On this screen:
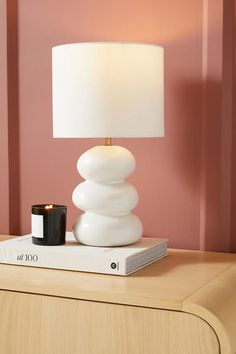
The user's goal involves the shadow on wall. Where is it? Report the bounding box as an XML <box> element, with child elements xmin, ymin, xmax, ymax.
<box><xmin>127</xmin><ymin>78</ymin><xmax>228</xmax><ymax>252</ymax></box>
<box><xmin>176</xmin><ymin>78</ymin><xmax>231</xmax><ymax>252</ymax></box>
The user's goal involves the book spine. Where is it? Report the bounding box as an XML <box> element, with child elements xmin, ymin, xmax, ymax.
<box><xmin>0</xmin><ymin>246</ymin><xmax>126</xmax><ymax>275</ymax></box>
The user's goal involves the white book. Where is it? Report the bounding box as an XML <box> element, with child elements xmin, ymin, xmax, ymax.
<box><xmin>0</xmin><ymin>232</ymin><xmax>168</xmax><ymax>276</ymax></box>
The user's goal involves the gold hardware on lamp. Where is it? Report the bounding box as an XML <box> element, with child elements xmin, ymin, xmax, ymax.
<box><xmin>105</xmin><ymin>138</ymin><xmax>112</xmax><ymax>146</ymax></box>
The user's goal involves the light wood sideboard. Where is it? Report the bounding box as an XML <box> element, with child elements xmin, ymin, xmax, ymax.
<box><xmin>0</xmin><ymin>235</ymin><xmax>236</xmax><ymax>354</ymax></box>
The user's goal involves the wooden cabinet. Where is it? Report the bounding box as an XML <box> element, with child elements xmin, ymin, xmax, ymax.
<box><xmin>0</xmin><ymin>235</ymin><xmax>236</xmax><ymax>354</ymax></box>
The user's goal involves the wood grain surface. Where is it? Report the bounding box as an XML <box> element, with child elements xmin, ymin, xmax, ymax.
<box><xmin>0</xmin><ymin>290</ymin><xmax>219</xmax><ymax>354</ymax></box>
<box><xmin>1</xmin><ymin>234</ymin><xmax>235</xmax><ymax>354</ymax></box>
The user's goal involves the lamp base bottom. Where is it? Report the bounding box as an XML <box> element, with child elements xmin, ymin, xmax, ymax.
<box><xmin>73</xmin><ymin>212</ymin><xmax>142</xmax><ymax>247</ymax></box>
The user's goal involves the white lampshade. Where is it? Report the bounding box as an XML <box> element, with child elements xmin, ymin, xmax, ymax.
<box><xmin>52</xmin><ymin>42</ymin><xmax>164</xmax><ymax>138</ymax></box>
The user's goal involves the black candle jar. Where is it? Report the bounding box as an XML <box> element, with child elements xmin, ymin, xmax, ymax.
<box><xmin>31</xmin><ymin>204</ymin><xmax>67</xmax><ymax>245</ymax></box>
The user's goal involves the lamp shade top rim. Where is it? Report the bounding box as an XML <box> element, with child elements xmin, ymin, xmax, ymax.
<box><xmin>52</xmin><ymin>41</ymin><xmax>164</xmax><ymax>51</ymax></box>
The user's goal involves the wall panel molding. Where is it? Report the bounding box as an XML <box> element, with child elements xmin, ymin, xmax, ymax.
<box><xmin>0</xmin><ymin>0</ymin><xmax>10</xmax><ymax>233</ymax></box>
<box><xmin>0</xmin><ymin>0</ymin><xmax>20</xmax><ymax>234</ymax></box>
<box><xmin>231</xmin><ymin>0</ymin><xmax>236</xmax><ymax>251</ymax></box>
<box><xmin>200</xmin><ymin>0</ymin><xmax>235</xmax><ymax>251</ymax></box>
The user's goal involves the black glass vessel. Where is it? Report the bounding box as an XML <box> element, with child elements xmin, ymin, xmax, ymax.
<box><xmin>31</xmin><ymin>204</ymin><xmax>67</xmax><ymax>246</ymax></box>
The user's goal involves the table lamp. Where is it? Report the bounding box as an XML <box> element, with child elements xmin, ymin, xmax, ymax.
<box><xmin>52</xmin><ymin>42</ymin><xmax>164</xmax><ymax>247</ymax></box>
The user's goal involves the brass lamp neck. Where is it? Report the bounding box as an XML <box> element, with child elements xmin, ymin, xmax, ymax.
<box><xmin>105</xmin><ymin>138</ymin><xmax>112</xmax><ymax>146</ymax></box>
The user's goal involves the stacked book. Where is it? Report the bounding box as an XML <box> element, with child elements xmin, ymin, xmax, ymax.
<box><xmin>0</xmin><ymin>232</ymin><xmax>167</xmax><ymax>276</ymax></box>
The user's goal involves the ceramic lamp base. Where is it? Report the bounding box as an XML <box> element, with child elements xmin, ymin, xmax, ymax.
<box><xmin>72</xmin><ymin>145</ymin><xmax>143</xmax><ymax>246</ymax></box>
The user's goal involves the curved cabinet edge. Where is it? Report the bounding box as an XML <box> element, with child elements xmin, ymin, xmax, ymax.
<box><xmin>182</xmin><ymin>264</ymin><xmax>236</xmax><ymax>354</ymax></box>
<box><xmin>182</xmin><ymin>302</ymin><xmax>231</xmax><ymax>354</ymax></box>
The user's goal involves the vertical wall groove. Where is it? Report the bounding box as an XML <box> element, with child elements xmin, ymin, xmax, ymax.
<box><xmin>199</xmin><ymin>0</ymin><xmax>208</xmax><ymax>250</ymax></box>
<box><xmin>6</xmin><ymin>0</ymin><xmax>20</xmax><ymax>234</ymax></box>
<box><xmin>0</xmin><ymin>0</ymin><xmax>10</xmax><ymax>233</ymax></box>
<box><xmin>220</xmin><ymin>0</ymin><xmax>234</xmax><ymax>250</ymax></box>
<box><xmin>230</xmin><ymin>0</ymin><xmax>236</xmax><ymax>251</ymax></box>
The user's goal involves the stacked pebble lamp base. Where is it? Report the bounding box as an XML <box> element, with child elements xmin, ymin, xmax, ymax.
<box><xmin>72</xmin><ymin>145</ymin><xmax>143</xmax><ymax>246</ymax></box>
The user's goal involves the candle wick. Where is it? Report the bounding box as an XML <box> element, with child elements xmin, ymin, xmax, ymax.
<box><xmin>45</xmin><ymin>204</ymin><xmax>53</xmax><ymax>209</ymax></box>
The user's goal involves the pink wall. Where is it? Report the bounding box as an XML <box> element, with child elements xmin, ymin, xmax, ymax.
<box><xmin>1</xmin><ymin>0</ymin><xmax>235</xmax><ymax>251</ymax></box>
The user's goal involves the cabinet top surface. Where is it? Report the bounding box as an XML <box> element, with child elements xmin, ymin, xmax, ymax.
<box><xmin>0</xmin><ymin>234</ymin><xmax>235</xmax><ymax>309</ymax></box>
<box><xmin>2</xmin><ymin>235</ymin><xmax>236</xmax><ymax>354</ymax></box>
